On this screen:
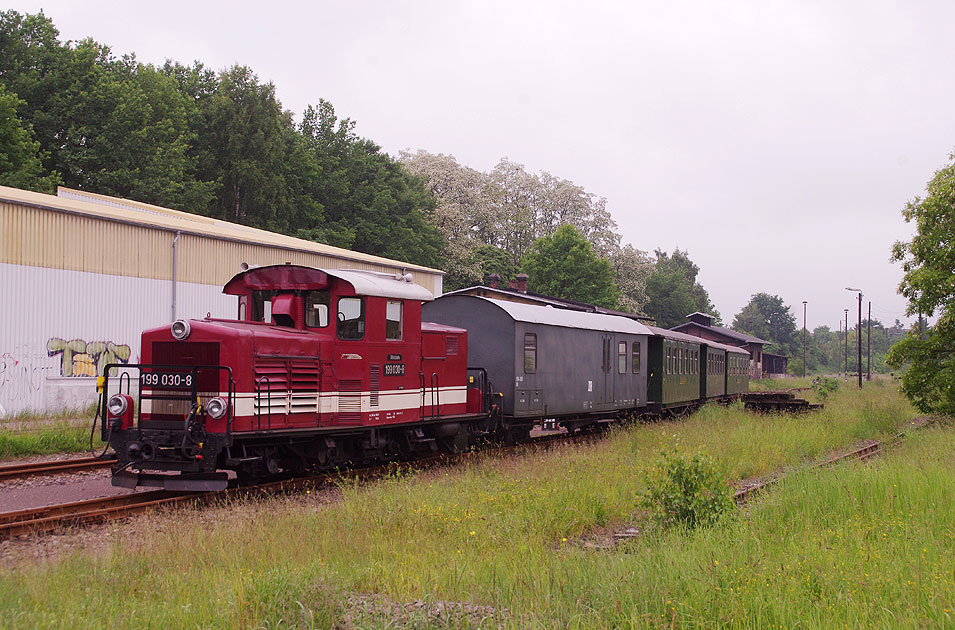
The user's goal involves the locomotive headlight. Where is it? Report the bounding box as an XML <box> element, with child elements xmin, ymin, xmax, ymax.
<box><xmin>107</xmin><ymin>393</ymin><xmax>129</xmax><ymax>417</ymax></box>
<box><xmin>171</xmin><ymin>319</ymin><xmax>191</xmax><ymax>340</ymax></box>
<box><xmin>206</xmin><ymin>397</ymin><xmax>228</xmax><ymax>420</ymax></box>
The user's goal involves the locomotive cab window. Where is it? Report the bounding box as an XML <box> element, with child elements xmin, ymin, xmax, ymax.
<box><xmin>305</xmin><ymin>290</ymin><xmax>330</xmax><ymax>328</ymax></box>
<box><xmin>524</xmin><ymin>333</ymin><xmax>537</xmax><ymax>373</ymax></box>
<box><xmin>386</xmin><ymin>300</ymin><xmax>403</xmax><ymax>340</ymax></box>
<box><xmin>250</xmin><ymin>290</ymin><xmax>277</xmax><ymax>322</ymax></box>
<box><xmin>632</xmin><ymin>342</ymin><xmax>641</xmax><ymax>374</ymax></box>
<box><xmin>617</xmin><ymin>341</ymin><xmax>627</xmax><ymax>374</ymax></box>
<box><xmin>337</xmin><ymin>297</ymin><xmax>365</xmax><ymax>340</ymax></box>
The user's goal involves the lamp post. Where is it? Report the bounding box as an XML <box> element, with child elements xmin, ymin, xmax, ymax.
<box><xmin>846</xmin><ymin>287</ymin><xmax>862</xmax><ymax>389</ymax></box>
<box><xmin>802</xmin><ymin>301</ymin><xmax>807</xmax><ymax>378</ymax></box>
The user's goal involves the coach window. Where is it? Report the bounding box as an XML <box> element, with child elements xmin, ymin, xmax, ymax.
<box><xmin>632</xmin><ymin>342</ymin><xmax>641</xmax><ymax>374</ymax></box>
<box><xmin>617</xmin><ymin>341</ymin><xmax>627</xmax><ymax>374</ymax></box>
<box><xmin>524</xmin><ymin>333</ymin><xmax>537</xmax><ymax>373</ymax></box>
<box><xmin>665</xmin><ymin>347</ymin><xmax>671</xmax><ymax>374</ymax></box>
<box><xmin>386</xmin><ymin>301</ymin><xmax>403</xmax><ymax>340</ymax></box>
<box><xmin>337</xmin><ymin>297</ymin><xmax>365</xmax><ymax>340</ymax></box>
<box><xmin>305</xmin><ymin>290</ymin><xmax>330</xmax><ymax>328</ymax></box>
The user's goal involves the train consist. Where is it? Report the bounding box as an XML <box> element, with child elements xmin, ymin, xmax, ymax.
<box><xmin>99</xmin><ymin>265</ymin><xmax>750</xmax><ymax>491</ymax></box>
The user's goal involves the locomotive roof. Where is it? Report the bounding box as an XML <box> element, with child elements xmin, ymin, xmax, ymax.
<box><xmin>224</xmin><ymin>265</ymin><xmax>434</xmax><ymax>301</ymax></box>
<box><xmin>646</xmin><ymin>325</ymin><xmax>750</xmax><ymax>355</ymax></box>
<box><xmin>458</xmin><ymin>296</ymin><xmax>654</xmax><ymax>335</ymax></box>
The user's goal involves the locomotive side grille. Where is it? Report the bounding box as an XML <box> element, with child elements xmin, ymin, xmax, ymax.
<box><xmin>338</xmin><ymin>379</ymin><xmax>362</xmax><ymax>423</ymax></box>
<box><xmin>254</xmin><ymin>358</ymin><xmax>289</xmax><ymax>414</ymax></box>
<box><xmin>369</xmin><ymin>365</ymin><xmax>380</xmax><ymax>407</ymax></box>
<box><xmin>445</xmin><ymin>335</ymin><xmax>459</xmax><ymax>356</ymax></box>
<box><xmin>289</xmin><ymin>359</ymin><xmax>320</xmax><ymax>413</ymax></box>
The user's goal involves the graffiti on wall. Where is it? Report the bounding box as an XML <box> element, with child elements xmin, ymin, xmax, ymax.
<box><xmin>0</xmin><ymin>348</ymin><xmax>51</xmax><ymax>403</ymax></box>
<box><xmin>47</xmin><ymin>338</ymin><xmax>131</xmax><ymax>377</ymax></box>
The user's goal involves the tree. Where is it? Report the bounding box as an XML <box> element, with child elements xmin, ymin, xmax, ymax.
<box><xmin>610</xmin><ymin>244</ymin><xmax>653</xmax><ymax>315</ymax></box>
<box><xmin>521</xmin><ymin>224</ymin><xmax>620</xmax><ymax>308</ymax></box>
<box><xmin>732</xmin><ymin>293</ymin><xmax>797</xmax><ymax>355</ymax></box>
<box><xmin>644</xmin><ymin>249</ymin><xmax>719</xmax><ymax>328</ymax></box>
<box><xmin>887</xmin><ymin>152</ymin><xmax>955</xmax><ymax>414</ymax></box>
<box><xmin>0</xmin><ymin>84</ymin><xmax>58</xmax><ymax>192</ymax></box>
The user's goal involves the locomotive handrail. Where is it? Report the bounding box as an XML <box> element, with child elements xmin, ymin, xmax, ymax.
<box><xmin>430</xmin><ymin>373</ymin><xmax>440</xmax><ymax>418</ymax></box>
<box><xmin>101</xmin><ymin>363</ymin><xmax>235</xmax><ymax>439</ymax></box>
<box><xmin>466</xmin><ymin>367</ymin><xmax>491</xmax><ymax>414</ymax></box>
<box><xmin>255</xmin><ymin>375</ymin><xmax>273</xmax><ymax>431</ymax></box>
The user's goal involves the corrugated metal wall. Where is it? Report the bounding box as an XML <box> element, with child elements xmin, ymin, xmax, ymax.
<box><xmin>0</xmin><ymin>195</ymin><xmax>443</xmax><ymax>415</ymax></box>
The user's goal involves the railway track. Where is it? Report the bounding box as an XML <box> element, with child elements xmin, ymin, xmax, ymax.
<box><xmin>0</xmin><ymin>456</ymin><xmax>117</xmax><ymax>482</ymax></box>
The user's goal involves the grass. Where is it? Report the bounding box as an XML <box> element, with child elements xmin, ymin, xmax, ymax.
<box><xmin>0</xmin><ymin>381</ymin><xmax>938</xmax><ymax>628</ymax></box>
<box><xmin>0</xmin><ymin>403</ymin><xmax>103</xmax><ymax>458</ymax></box>
<box><xmin>0</xmin><ymin>422</ymin><xmax>105</xmax><ymax>459</ymax></box>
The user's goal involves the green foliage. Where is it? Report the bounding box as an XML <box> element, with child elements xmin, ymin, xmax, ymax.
<box><xmin>811</xmin><ymin>376</ymin><xmax>839</xmax><ymax>400</ymax></box>
<box><xmin>641</xmin><ymin>449</ymin><xmax>735</xmax><ymax>529</ymax></box>
<box><xmin>521</xmin><ymin>224</ymin><xmax>620</xmax><ymax>307</ymax></box>
<box><xmin>889</xmin><ymin>152</ymin><xmax>955</xmax><ymax>415</ymax></box>
<box><xmin>0</xmin><ymin>84</ymin><xmax>58</xmax><ymax>192</ymax></box>
<box><xmin>732</xmin><ymin>292</ymin><xmax>797</xmax><ymax>355</ymax></box>
<box><xmin>644</xmin><ymin>248</ymin><xmax>720</xmax><ymax>328</ymax></box>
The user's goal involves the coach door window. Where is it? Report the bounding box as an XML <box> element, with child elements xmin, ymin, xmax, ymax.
<box><xmin>524</xmin><ymin>333</ymin><xmax>537</xmax><ymax>373</ymax></box>
<box><xmin>632</xmin><ymin>342</ymin><xmax>641</xmax><ymax>374</ymax></box>
<box><xmin>337</xmin><ymin>297</ymin><xmax>365</xmax><ymax>340</ymax></box>
<box><xmin>305</xmin><ymin>290</ymin><xmax>330</xmax><ymax>328</ymax></box>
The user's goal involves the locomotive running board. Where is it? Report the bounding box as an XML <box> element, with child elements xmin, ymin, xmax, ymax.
<box><xmin>113</xmin><ymin>470</ymin><xmax>230</xmax><ymax>492</ymax></box>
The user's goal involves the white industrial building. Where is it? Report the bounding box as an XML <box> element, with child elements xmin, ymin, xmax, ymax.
<box><xmin>0</xmin><ymin>185</ymin><xmax>444</xmax><ymax>416</ymax></box>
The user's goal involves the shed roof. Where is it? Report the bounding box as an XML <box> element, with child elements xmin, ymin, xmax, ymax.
<box><xmin>672</xmin><ymin>321</ymin><xmax>770</xmax><ymax>345</ymax></box>
<box><xmin>471</xmin><ymin>296</ymin><xmax>653</xmax><ymax>335</ymax></box>
<box><xmin>647</xmin><ymin>325</ymin><xmax>750</xmax><ymax>355</ymax></box>
<box><xmin>0</xmin><ymin>185</ymin><xmax>442</xmax><ymax>275</ymax></box>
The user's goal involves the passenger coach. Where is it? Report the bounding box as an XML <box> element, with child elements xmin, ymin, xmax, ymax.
<box><xmin>423</xmin><ymin>295</ymin><xmax>652</xmax><ymax>436</ymax></box>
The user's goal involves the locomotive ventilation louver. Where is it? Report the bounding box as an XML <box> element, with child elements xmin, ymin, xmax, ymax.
<box><xmin>171</xmin><ymin>319</ymin><xmax>191</xmax><ymax>340</ymax></box>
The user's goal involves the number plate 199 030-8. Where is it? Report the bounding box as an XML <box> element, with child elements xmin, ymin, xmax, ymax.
<box><xmin>141</xmin><ymin>372</ymin><xmax>194</xmax><ymax>389</ymax></box>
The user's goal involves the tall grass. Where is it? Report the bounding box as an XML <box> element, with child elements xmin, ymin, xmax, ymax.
<box><xmin>0</xmin><ymin>423</ymin><xmax>104</xmax><ymax>458</ymax></box>
<box><xmin>0</xmin><ymin>381</ymin><xmax>933</xmax><ymax>628</ymax></box>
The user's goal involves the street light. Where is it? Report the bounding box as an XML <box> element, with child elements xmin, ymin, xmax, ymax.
<box><xmin>846</xmin><ymin>287</ymin><xmax>862</xmax><ymax>389</ymax></box>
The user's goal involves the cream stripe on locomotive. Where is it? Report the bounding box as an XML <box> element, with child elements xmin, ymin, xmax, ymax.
<box><xmin>142</xmin><ymin>386</ymin><xmax>468</xmax><ymax>417</ymax></box>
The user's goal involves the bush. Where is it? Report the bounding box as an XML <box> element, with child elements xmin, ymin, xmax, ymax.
<box><xmin>812</xmin><ymin>377</ymin><xmax>839</xmax><ymax>399</ymax></box>
<box><xmin>640</xmin><ymin>450</ymin><xmax>735</xmax><ymax>529</ymax></box>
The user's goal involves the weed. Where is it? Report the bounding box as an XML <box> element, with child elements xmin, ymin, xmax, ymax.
<box><xmin>640</xmin><ymin>449</ymin><xmax>735</xmax><ymax>530</ymax></box>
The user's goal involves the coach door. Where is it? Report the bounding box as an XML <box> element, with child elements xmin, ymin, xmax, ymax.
<box><xmin>598</xmin><ymin>334</ymin><xmax>614</xmax><ymax>407</ymax></box>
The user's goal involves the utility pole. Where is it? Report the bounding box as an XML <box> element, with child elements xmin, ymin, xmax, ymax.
<box><xmin>844</xmin><ymin>308</ymin><xmax>849</xmax><ymax>381</ymax></box>
<box><xmin>802</xmin><ymin>300</ymin><xmax>807</xmax><ymax>378</ymax></box>
<box><xmin>846</xmin><ymin>288</ymin><xmax>862</xmax><ymax>388</ymax></box>
<box><xmin>867</xmin><ymin>301</ymin><xmax>871</xmax><ymax>381</ymax></box>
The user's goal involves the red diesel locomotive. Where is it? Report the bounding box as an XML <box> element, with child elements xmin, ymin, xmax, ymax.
<box><xmin>101</xmin><ymin>265</ymin><xmax>494</xmax><ymax>491</ymax></box>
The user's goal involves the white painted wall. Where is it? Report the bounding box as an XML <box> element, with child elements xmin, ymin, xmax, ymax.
<box><xmin>0</xmin><ymin>262</ymin><xmax>235</xmax><ymax>416</ymax></box>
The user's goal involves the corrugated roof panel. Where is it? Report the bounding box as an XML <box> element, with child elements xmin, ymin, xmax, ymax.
<box><xmin>478</xmin><ymin>297</ymin><xmax>654</xmax><ymax>335</ymax></box>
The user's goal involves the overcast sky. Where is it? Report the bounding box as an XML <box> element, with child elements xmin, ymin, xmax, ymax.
<box><xmin>10</xmin><ymin>0</ymin><xmax>954</xmax><ymax>330</ymax></box>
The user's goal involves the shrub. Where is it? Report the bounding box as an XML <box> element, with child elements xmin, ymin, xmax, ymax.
<box><xmin>641</xmin><ymin>450</ymin><xmax>734</xmax><ymax>529</ymax></box>
<box><xmin>812</xmin><ymin>377</ymin><xmax>839</xmax><ymax>399</ymax></box>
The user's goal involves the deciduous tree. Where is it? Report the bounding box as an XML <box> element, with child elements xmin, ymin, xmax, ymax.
<box><xmin>887</xmin><ymin>152</ymin><xmax>955</xmax><ymax>414</ymax></box>
<box><xmin>521</xmin><ymin>225</ymin><xmax>620</xmax><ymax>308</ymax></box>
